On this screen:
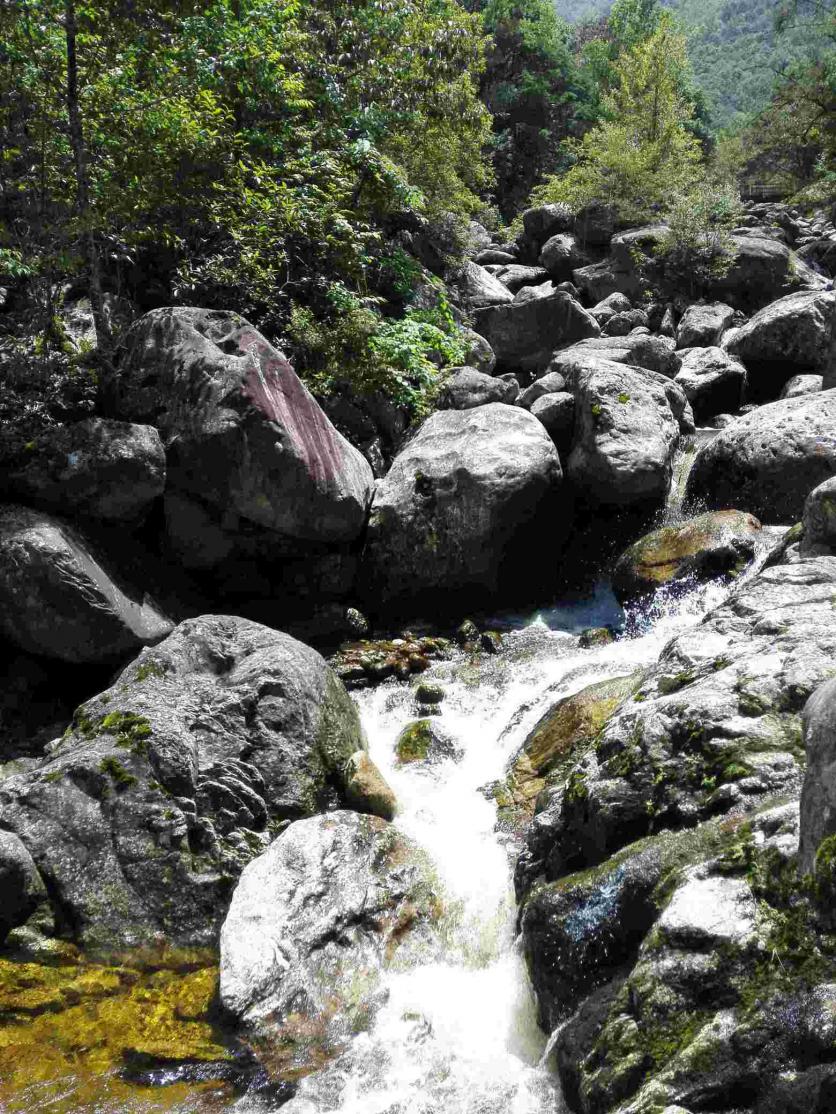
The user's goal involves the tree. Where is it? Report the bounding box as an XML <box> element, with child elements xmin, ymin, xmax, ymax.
<box><xmin>529</xmin><ymin>16</ymin><xmax>703</xmax><ymax>220</ymax></box>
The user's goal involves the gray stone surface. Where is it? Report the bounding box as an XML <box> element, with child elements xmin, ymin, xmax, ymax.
<box><xmin>674</xmin><ymin>347</ymin><xmax>747</xmax><ymax>423</ymax></box>
<box><xmin>472</xmin><ymin>290</ymin><xmax>600</xmax><ymax>371</ymax></box>
<box><xmin>675</xmin><ymin>303</ymin><xmax>735</xmax><ymax>350</ymax></box>
<box><xmin>437</xmin><ymin>368</ymin><xmax>518</xmax><ymax>411</ymax></box>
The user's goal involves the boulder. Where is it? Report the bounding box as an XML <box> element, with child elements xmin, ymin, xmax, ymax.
<box><xmin>114</xmin><ymin>308</ymin><xmax>375</xmax><ymax>546</ymax></box>
<box><xmin>674</xmin><ymin>347</ymin><xmax>747</xmax><ymax>422</ymax></box>
<box><xmin>530</xmin><ymin>393</ymin><xmax>575</xmax><ymax>452</ymax></box>
<box><xmin>518</xmin><ymin>371</ymin><xmax>567</xmax><ymax>411</ymax></box>
<box><xmin>361</xmin><ymin>405</ymin><xmax>564</xmax><ymax>612</ymax></box>
<box><xmin>219</xmin><ymin>811</ymin><xmax>439</xmax><ymax>1073</ymax></box>
<box><xmin>572</xmin><ymin>259</ymin><xmax>641</xmax><ymax>305</ymax></box>
<box><xmin>474</xmin><ymin>249</ymin><xmax>517</xmax><ymax>266</ymax></box>
<box><xmin>551</xmin><ymin>335</ymin><xmax>680</xmax><ymax>379</ymax></box>
<box><xmin>589</xmin><ymin>292</ymin><xmax>633</xmax><ymax>326</ymax></box>
<box><xmin>513</xmin><ymin>281</ymin><xmax>555</xmax><ymax>304</ymax></box>
<box><xmin>781</xmin><ymin>373</ymin><xmax>823</xmax><ymax>399</ymax></box>
<box><xmin>800</xmin><ymin>677</ymin><xmax>836</xmax><ymax>873</ymax></box>
<box><xmin>0</xmin><ymin>615</ymin><xmax>367</xmax><ymax>950</ymax></box>
<box><xmin>685</xmin><ymin>390</ymin><xmax>836</xmax><ymax>523</ymax></box>
<box><xmin>0</xmin><ymin>830</ymin><xmax>48</xmax><ymax>942</ymax></box>
<box><xmin>3</xmin><ymin>418</ymin><xmax>165</xmax><ymax>523</ymax></box>
<box><xmin>611</xmin><ymin>510</ymin><xmax>763</xmax><ymax>602</ymax></box>
<box><xmin>471</xmin><ymin>290</ymin><xmax>600</xmax><ymax>372</ymax></box>
<box><xmin>436</xmin><ymin>368</ymin><xmax>517</xmax><ymax>411</ymax></box>
<box><xmin>458</xmin><ymin>262</ymin><xmax>515</xmax><ymax>308</ymax></box>
<box><xmin>396</xmin><ymin>719</ymin><xmax>460</xmax><ymax>764</ymax></box>
<box><xmin>343</xmin><ymin>751</ymin><xmax>397</xmax><ymax>821</ymax></box>
<box><xmin>601</xmin><ymin>309</ymin><xmax>648</xmax><ymax>337</ymax></box>
<box><xmin>460</xmin><ymin>328</ymin><xmax>496</xmax><ymax>376</ymax></box>
<box><xmin>564</xmin><ymin>360</ymin><xmax>683</xmax><ymax>508</ymax></box>
<box><xmin>522</xmin><ymin>204</ymin><xmax>574</xmax><ymax>246</ymax></box>
<box><xmin>675</xmin><ymin>303</ymin><xmax>735</xmax><ymax>350</ymax></box>
<box><xmin>610</xmin><ymin>224</ymin><xmax>670</xmax><ymax>269</ymax></box>
<box><xmin>495</xmin><ymin>264</ymin><xmax>550</xmax><ymax>294</ymax></box>
<box><xmin>801</xmin><ymin>476</ymin><xmax>836</xmax><ymax>556</ymax></box>
<box><xmin>712</xmin><ymin>234</ymin><xmax>826</xmax><ymax>311</ymax></box>
<box><xmin>573</xmin><ymin>202</ymin><xmax>617</xmax><ymax>247</ymax></box>
<box><xmin>725</xmin><ymin>290</ymin><xmax>835</xmax><ymax>398</ymax></box>
<box><xmin>538</xmin><ymin>234</ymin><xmax>584</xmax><ymax>280</ymax></box>
<box><xmin>0</xmin><ymin>505</ymin><xmax>172</xmax><ymax>664</ymax></box>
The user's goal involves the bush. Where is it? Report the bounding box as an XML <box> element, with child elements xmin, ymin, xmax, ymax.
<box><xmin>655</xmin><ymin>180</ymin><xmax>743</xmax><ymax>298</ymax></box>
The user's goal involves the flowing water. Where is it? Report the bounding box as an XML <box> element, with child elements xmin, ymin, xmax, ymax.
<box><xmin>251</xmin><ymin>576</ymin><xmax>738</xmax><ymax>1114</ymax></box>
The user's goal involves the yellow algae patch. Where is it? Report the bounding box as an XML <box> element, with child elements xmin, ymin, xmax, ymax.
<box><xmin>0</xmin><ymin>951</ymin><xmax>235</xmax><ymax>1113</ymax></box>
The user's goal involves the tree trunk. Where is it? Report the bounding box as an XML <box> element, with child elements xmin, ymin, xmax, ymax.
<box><xmin>64</xmin><ymin>0</ymin><xmax>113</xmax><ymax>361</ymax></box>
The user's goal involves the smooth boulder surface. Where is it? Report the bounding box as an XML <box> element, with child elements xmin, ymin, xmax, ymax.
<box><xmin>725</xmin><ymin>290</ymin><xmax>835</xmax><ymax>397</ymax></box>
<box><xmin>472</xmin><ymin>290</ymin><xmax>599</xmax><ymax>371</ymax></box>
<box><xmin>563</xmin><ymin>360</ymin><xmax>683</xmax><ymax>508</ymax></box>
<box><xmin>800</xmin><ymin>677</ymin><xmax>836</xmax><ymax>874</ymax></box>
<box><xmin>685</xmin><ymin>390</ymin><xmax>836</xmax><ymax>523</ymax></box>
<box><xmin>495</xmin><ymin>264</ymin><xmax>549</xmax><ymax>294</ymax></box>
<box><xmin>551</xmin><ymin>334</ymin><xmax>680</xmax><ymax>379</ymax></box>
<box><xmin>522</xmin><ymin>204</ymin><xmax>574</xmax><ymax>246</ymax></box>
<box><xmin>436</xmin><ymin>368</ymin><xmax>517</xmax><ymax>411</ymax></box>
<box><xmin>674</xmin><ymin>347</ymin><xmax>747</xmax><ymax>422</ymax></box>
<box><xmin>518</xmin><ymin>371</ymin><xmax>566</xmax><ymax>410</ymax></box>
<box><xmin>220</xmin><ymin>811</ymin><xmax>439</xmax><ymax>1073</ymax></box>
<box><xmin>530</xmin><ymin>393</ymin><xmax>575</xmax><ymax>451</ymax></box>
<box><xmin>675</xmin><ymin>302</ymin><xmax>735</xmax><ymax>350</ymax></box>
<box><xmin>538</xmin><ymin>234</ymin><xmax>583</xmax><ymax>280</ymax></box>
<box><xmin>712</xmin><ymin>234</ymin><xmax>826</xmax><ymax>311</ymax></box>
<box><xmin>3</xmin><ymin>418</ymin><xmax>165</xmax><ymax>523</ymax></box>
<box><xmin>0</xmin><ymin>615</ymin><xmax>368</xmax><ymax>950</ymax></box>
<box><xmin>0</xmin><ymin>505</ymin><xmax>172</xmax><ymax>664</ymax></box>
<box><xmin>611</xmin><ymin>509</ymin><xmax>763</xmax><ymax>602</ymax></box>
<box><xmin>362</xmin><ymin>405</ymin><xmax>564</xmax><ymax>611</ymax></box>
<box><xmin>114</xmin><ymin>307</ymin><xmax>375</xmax><ymax>545</ymax></box>
<box><xmin>781</xmin><ymin>373</ymin><xmax>823</xmax><ymax>399</ymax></box>
<box><xmin>589</xmin><ymin>293</ymin><xmax>632</xmax><ymax>326</ymax></box>
<box><xmin>458</xmin><ymin>262</ymin><xmax>514</xmax><ymax>309</ymax></box>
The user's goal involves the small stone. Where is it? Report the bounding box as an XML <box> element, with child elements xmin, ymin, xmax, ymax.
<box><xmin>415</xmin><ymin>682</ymin><xmax>446</xmax><ymax>706</ymax></box>
<box><xmin>579</xmin><ymin>627</ymin><xmax>614</xmax><ymax>648</ymax></box>
<box><xmin>343</xmin><ymin>751</ymin><xmax>397</xmax><ymax>821</ymax></box>
<box><xmin>456</xmin><ymin>619</ymin><xmax>480</xmax><ymax>645</ymax></box>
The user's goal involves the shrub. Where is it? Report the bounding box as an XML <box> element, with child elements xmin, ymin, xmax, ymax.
<box><xmin>655</xmin><ymin>180</ymin><xmax>743</xmax><ymax>298</ymax></box>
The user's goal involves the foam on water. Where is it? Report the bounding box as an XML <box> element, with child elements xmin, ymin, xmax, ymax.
<box><xmin>267</xmin><ymin>575</ymin><xmax>738</xmax><ymax>1114</ymax></box>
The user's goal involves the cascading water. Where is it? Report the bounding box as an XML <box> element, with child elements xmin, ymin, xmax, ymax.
<box><xmin>251</xmin><ymin>576</ymin><xmax>741</xmax><ymax>1114</ymax></box>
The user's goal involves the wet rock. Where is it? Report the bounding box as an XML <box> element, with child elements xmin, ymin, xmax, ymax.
<box><xmin>456</xmin><ymin>618</ymin><xmax>480</xmax><ymax>645</ymax></box>
<box><xmin>781</xmin><ymin>373</ymin><xmax>823</xmax><ymax>399</ymax></box>
<box><xmin>331</xmin><ymin>635</ymin><xmax>451</xmax><ymax>690</ymax></box>
<box><xmin>725</xmin><ymin>290</ymin><xmax>835</xmax><ymax>398</ymax></box>
<box><xmin>219</xmin><ymin>812</ymin><xmax>440</xmax><ymax>1074</ymax></box>
<box><xmin>0</xmin><ymin>505</ymin><xmax>172</xmax><ymax>664</ymax></box>
<box><xmin>480</xmin><ymin>630</ymin><xmax>503</xmax><ymax>654</ymax></box>
<box><xmin>436</xmin><ymin>368</ymin><xmax>517</xmax><ymax>411</ymax></box>
<box><xmin>551</xmin><ymin>334</ymin><xmax>681</xmax><ymax>379</ymax></box>
<box><xmin>563</xmin><ymin>360</ymin><xmax>685</xmax><ymax>508</ymax></box>
<box><xmin>396</xmin><ymin>719</ymin><xmax>460</xmax><ymax>764</ymax></box>
<box><xmin>471</xmin><ymin>290</ymin><xmax>600</xmax><ymax>372</ymax></box>
<box><xmin>675</xmin><ymin>303</ymin><xmax>735</xmax><ymax>350</ymax></box>
<box><xmin>0</xmin><ymin>615</ymin><xmax>366</xmax><ymax>950</ymax></box>
<box><xmin>685</xmin><ymin>390</ymin><xmax>836</xmax><ymax>523</ymax></box>
<box><xmin>579</xmin><ymin>627</ymin><xmax>615</xmax><ymax>649</ymax></box>
<box><xmin>361</xmin><ymin>405</ymin><xmax>565</xmax><ymax>613</ymax></box>
<box><xmin>497</xmin><ymin>675</ymin><xmax>637</xmax><ymax>838</ymax></box>
<box><xmin>114</xmin><ymin>307</ymin><xmax>374</xmax><ymax>547</ymax></box>
<box><xmin>343</xmin><ymin>751</ymin><xmax>397</xmax><ymax>821</ymax></box>
<box><xmin>611</xmin><ymin>510</ymin><xmax>763</xmax><ymax>603</ymax></box>
<box><xmin>521</xmin><ymin>556</ymin><xmax>833</xmax><ymax>887</ymax></box>
<box><xmin>415</xmin><ymin>682</ymin><xmax>445</xmax><ymax>706</ymax></box>
<box><xmin>3</xmin><ymin>418</ymin><xmax>165</xmax><ymax>523</ymax></box>
<box><xmin>674</xmin><ymin>347</ymin><xmax>747</xmax><ymax>422</ymax></box>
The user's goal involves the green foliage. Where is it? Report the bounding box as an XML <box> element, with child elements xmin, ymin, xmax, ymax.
<box><xmin>655</xmin><ymin>178</ymin><xmax>743</xmax><ymax>297</ymax></box>
<box><xmin>530</xmin><ymin>17</ymin><xmax>703</xmax><ymax>221</ymax></box>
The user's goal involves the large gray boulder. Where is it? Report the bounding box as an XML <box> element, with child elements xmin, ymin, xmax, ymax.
<box><xmin>725</xmin><ymin>290</ymin><xmax>835</xmax><ymax>397</ymax></box>
<box><xmin>457</xmin><ymin>262</ymin><xmax>514</xmax><ymax>309</ymax></box>
<box><xmin>114</xmin><ymin>307</ymin><xmax>375</xmax><ymax>545</ymax></box>
<box><xmin>0</xmin><ymin>615</ymin><xmax>370</xmax><ymax>950</ymax></box>
<box><xmin>801</xmin><ymin>476</ymin><xmax>836</xmax><ymax>556</ymax></box>
<box><xmin>0</xmin><ymin>830</ymin><xmax>48</xmax><ymax>943</ymax></box>
<box><xmin>781</xmin><ymin>373</ymin><xmax>823</xmax><ymax>399</ymax></box>
<box><xmin>712</xmin><ymin>234</ymin><xmax>826</xmax><ymax>312</ymax></box>
<box><xmin>538</xmin><ymin>234</ymin><xmax>584</xmax><ymax>280</ymax></box>
<box><xmin>471</xmin><ymin>290</ymin><xmax>599</xmax><ymax>372</ymax></box>
<box><xmin>436</xmin><ymin>368</ymin><xmax>517</xmax><ymax>411</ymax></box>
<box><xmin>361</xmin><ymin>404</ymin><xmax>564</xmax><ymax>611</ymax></box>
<box><xmin>495</xmin><ymin>264</ymin><xmax>550</xmax><ymax>294</ymax></box>
<box><xmin>3</xmin><ymin>418</ymin><xmax>165</xmax><ymax>523</ymax></box>
<box><xmin>676</xmin><ymin>302</ymin><xmax>735</xmax><ymax>350</ymax></box>
<box><xmin>0</xmin><ymin>505</ymin><xmax>172</xmax><ymax>664</ymax></box>
<box><xmin>800</xmin><ymin>677</ymin><xmax>836</xmax><ymax>874</ymax></box>
<box><xmin>522</xmin><ymin>203</ymin><xmax>574</xmax><ymax>247</ymax></box>
<box><xmin>551</xmin><ymin>334</ymin><xmax>680</xmax><ymax>379</ymax></box>
<box><xmin>685</xmin><ymin>390</ymin><xmax>836</xmax><ymax>523</ymax></box>
<box><xmin>220</xmin><ymin>811</ymin><xmax>439</xmax><ymax>1072</ymax></box>
<box><xmin>674</xmin><ymin>347</ymin><xmax>747</xmax><ymax>422</ymax></box>
<box><xmin>562</xmin><ymin>359</ymin><xmax>684</xmax><ymax>507</ymax></box>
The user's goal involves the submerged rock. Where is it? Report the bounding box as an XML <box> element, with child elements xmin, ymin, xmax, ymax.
<box><xmin>0</xmin><ymin>615</ymin><xmax>366</xmax><ymax>950</ymax></box>
<box><xmin>361</xmin><ymin>405</ymin><xmax>565</xmax><ymax>614</ymax></box>
<box><xmin>396</xmin><ymin>719</ymin><xmax>460</xmax><ymax>764</ymax></box>
<box><xmin>611</xmin><ymin>510</ymin><xmax>763</xmax><ymax>603</ymax></box>
<box><xmin>219</xmin><ymin>811</ymin><xmax>440</xmax><ymax>1078</ymax></box>
<box><xmin>0</xmin><ymin>505</ymin><xmax>172</xmax><ymax>664</ymax></box>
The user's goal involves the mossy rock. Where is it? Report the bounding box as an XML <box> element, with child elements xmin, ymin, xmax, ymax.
<box><xmin>395</xmin><ymin>720</ymin><xmax>459</xmax><ymax>765</ymax></box>
<box><xmin>496</xmin><ymin>673</ymin><xmax>639</xmax><ymax>832</ymax></box>
<box><xmin>612</xmin><ymin>510</ymin><xmax>762</xmax><ymax>603</ymax></box>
